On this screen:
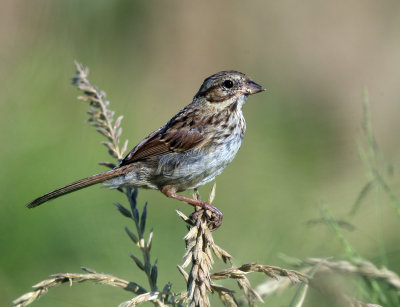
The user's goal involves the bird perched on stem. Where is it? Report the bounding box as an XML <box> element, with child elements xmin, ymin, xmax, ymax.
<box><xmin>27</xmin><ymin>70</ymin><xmax>265</xmax><ymax>229</ymax></box>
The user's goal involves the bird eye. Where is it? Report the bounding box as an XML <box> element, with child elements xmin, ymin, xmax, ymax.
<box><xmin>223</xmin><ymin>80</ymin><xmax>234</xmax><ymax>89</ymax></box>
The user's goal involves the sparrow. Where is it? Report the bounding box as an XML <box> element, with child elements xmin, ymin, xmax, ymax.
<box><xmin>27</xmin><ymin>71</ymin><xmax>265</xmax><ymax>229</ymax></box>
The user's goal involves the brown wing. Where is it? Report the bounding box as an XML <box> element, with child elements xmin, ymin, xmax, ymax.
<box><xmin>119</xmin><ymin>112</ymin><xmax>205</xmax><ymax>166</ymax></box>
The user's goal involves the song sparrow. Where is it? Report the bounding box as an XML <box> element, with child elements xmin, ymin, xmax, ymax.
<box><xmin>27</xmin><ymin>71</ymin><xmax>265</xmax><ymax>229</ymax></box>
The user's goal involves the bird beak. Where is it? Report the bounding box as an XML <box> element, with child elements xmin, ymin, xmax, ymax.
<box><xmin>242</xmin><ymin>80</ymin><xmax>266</xmax><ymax>95</ymax></box>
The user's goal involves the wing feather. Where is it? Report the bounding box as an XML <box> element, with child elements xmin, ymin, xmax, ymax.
<box><xmin>119</xmin><ymin>112</ymin><xmax>205</xmax><ymax>166</ymax></box>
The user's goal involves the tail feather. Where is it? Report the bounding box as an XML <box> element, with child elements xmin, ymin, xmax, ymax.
<box><xmin>27</xmin><ymin>166</ymin><xmax>132</xmax><ymax>208</ymax></box>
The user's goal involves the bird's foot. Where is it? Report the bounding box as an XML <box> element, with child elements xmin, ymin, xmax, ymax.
<box><xmin>161</xmin><ymin>187</ymin><xmax>223</xmax><ymax>230</ymax></box>
<box><xmin>190</xmin><ymin>204</ymin><xmax>223</xmax><ymax>230</ymax></box>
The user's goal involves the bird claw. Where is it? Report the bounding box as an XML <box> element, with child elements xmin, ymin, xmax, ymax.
<box><xmin>189</xmin><ymin>206</ymin><xmax>223</xmax><ymax>231</ymax></box>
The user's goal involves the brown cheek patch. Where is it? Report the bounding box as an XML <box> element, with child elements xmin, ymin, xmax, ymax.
<box><xmin>198</xmin><ymin>85</ymin><xmax>235</xmax><ymax>103</ymax></box>
<box><xmin>207</xmin><ymin>90</ymin><xmax>235</xmax><ymax>103</ymax></box>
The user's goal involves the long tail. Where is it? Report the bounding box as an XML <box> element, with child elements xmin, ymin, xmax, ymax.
<box><xmin>27</xmin><ymin>165</ymin><xmax>133</xmax><ymax>208</ymax></box>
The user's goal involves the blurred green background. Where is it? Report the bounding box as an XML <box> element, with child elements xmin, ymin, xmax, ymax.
<box><xmin>1</xmin><ymin>1</ymin><xmax>400</xmax><ymax>306</ymax></box>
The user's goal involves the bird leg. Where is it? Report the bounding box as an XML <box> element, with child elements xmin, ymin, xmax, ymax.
<box><xmin>161</xmin><ymin>187</ymin><xmax>223</xmax><ymax>230</ymax></box>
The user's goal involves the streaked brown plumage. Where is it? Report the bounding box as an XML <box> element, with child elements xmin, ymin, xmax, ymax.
<box><xmin>27</xmin><ymin>71</ymin><xmax>265</xmax><ymax>229</ymax></box>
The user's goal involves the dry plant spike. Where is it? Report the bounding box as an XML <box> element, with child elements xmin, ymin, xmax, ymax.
<box><xmin>237</xmin><ymin>277</ymin><xmax>292</xmax><ymax>305</ymax></box>
<box><xmin>178</xmin><ymin>186</ymin><xmax>247</xmax><ymax>306</ymax></box>
<box><xmin>211</xmin><ymin>263</ymin><xmax>308</xmax><ymax>283</ymax></box>
<box><xmin>177</xmin><ymin>265</ymin><xmax>189</xmax><ymax>282</ymax></box>
<box><xmin>119</xmin><ymin>292</ymin><xmax>166</xmax><ymax>307</ymax></box>
<box><xmin>292</xmin><ymin>258</ymin><xmax>400</xmax><ymax>291</ymax></box>
<box><xmin>182</xmin><ymin>211</ymin><xmax>213</xmax><ymax>307</ymax></box>
<box><xmin>282</xmin><ymin>257</ymin><xmax>395</xmax><ymax>307</ymax></box>
<box><xmin>211</xmin><ymin>262</ymin><xmax>309</xmax><ymax>306</ymax></box>
<box><xmin>176</xmin><ymin>210</ymin><xmax>189</xmax><ymax>222</ymax></box>
<box><xmin>12</xmin><ymin>271</ymin><xmax>146</xmax><ymax>307</ymax></box>
<box><xmin>211</xmin><ymin>244</ymin><xmax>233</xmax><ymax>264</ymax></box>
<box><xmin>237</xmin><ymin>277</ymin><xmax>263</xmax><ymax>307</ymax></box>
<box><xmin>208</xmin><ymin>182</ymin><xmax>216</xmax><ymax>204</ymax></box>
<box><xmin>211</xmin><ymin>283</ymin><xmax>239</xmax><ymax>307</ymax></box>
<box><xmin>72</xmin><ymin>61</ymin><xmax>128</xmax><ymax>161</ymax></box>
